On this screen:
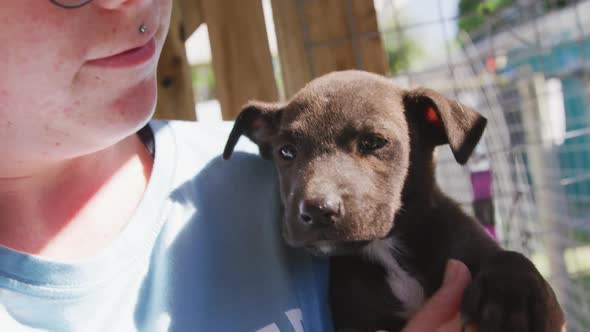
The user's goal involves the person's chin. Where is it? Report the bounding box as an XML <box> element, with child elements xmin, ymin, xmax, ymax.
<box><xmin>110</xmin><ymin>75</ymin><xmax>158</xmax><ymax>129</ymax></box>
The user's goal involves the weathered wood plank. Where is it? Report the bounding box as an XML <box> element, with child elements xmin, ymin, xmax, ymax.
<box><xmin>273</xmin><ymin>0</ymin><xmax>388</xmax><ymax>99</ymax></box>
<box><xmin>178</xmin><ymin>0</ymin><xmax>203</xmax><ymax>39</ymax></box>
<box><xmin>202</xmin><ymin>0</ymin><xmax>278</xmax><ymax>120</ymax></box>
<box><xmin>270</xmin><ymin>0</ymin><xmax>312</xmax><ymax>99</ymax></box>
<box><xmin>154</xmin><ymin>0</ymin><xmax>200</xmax><ymax>121</ymax></box>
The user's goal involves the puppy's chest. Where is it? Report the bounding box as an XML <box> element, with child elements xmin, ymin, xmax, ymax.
<box><xmin>330</xmin><ymin>243</ymin><xmax>427</xmax><ymax>331</ymax></box>
<box><xmin>366</xmin><ymin>242</ymin><xmax>426</xmax><ymax>319</ymax></box>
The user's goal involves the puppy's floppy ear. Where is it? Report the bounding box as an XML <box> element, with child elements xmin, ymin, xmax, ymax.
<box><xmin>223</xmin><ymin>101</ymin><xmax>283</xmax><ymax>160</ymax></box>
<box><xmin>404</xmin><ymin>88</ymin><xmax>487</xmax><ymax>164</ymax></box>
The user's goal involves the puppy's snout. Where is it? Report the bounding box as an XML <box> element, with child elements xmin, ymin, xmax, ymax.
<box><xmin>298</xmin><ymin>196</ymin><xmax>343</xmax><ymax>227</ymax></box>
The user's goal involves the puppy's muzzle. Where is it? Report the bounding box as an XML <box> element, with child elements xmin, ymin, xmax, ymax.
<box><xmin>298</xmin><ymin>195</ymin><xmax>344</xmax><ymax>228</ymax></box>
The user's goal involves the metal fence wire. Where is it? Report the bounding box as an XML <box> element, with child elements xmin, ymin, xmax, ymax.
<box><xmin>293</xmin><ymin>0</ymin><xmax>590</xmax><ymax>330</ymax></box>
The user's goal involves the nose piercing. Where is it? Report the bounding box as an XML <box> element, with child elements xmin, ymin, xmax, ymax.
<box><xmin>139</xmin><ymin>23</ymin><xmax>148</xmax><ymax>34</ymax></box>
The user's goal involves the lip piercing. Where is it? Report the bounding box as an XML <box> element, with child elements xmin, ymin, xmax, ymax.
<box><xmin>139</xmin><ymin>23</ymin><xmax>148</xmax><ymax>34</ymax></box>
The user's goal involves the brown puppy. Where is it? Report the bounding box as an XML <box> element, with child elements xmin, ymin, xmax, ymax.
<box><xmin>223</xmin><ymin>70</ymin><xmax>564</xmax><ymax>332</ymax></box>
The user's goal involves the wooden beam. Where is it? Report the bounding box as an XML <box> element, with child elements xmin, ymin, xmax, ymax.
<box><xmin>202</xmin><ymin>0</ymin><xmax>278</xmax><ymax>120</ymax></box>
<box><xmin>272</xmin><ymin>0</ymin><xmax>388</xmax><ymax>99</ymax></box>
<box><xmin>154</xmin><ymin>0</ymin><xmax>201</xmax><ymax>121</ymax></box>
<box><xmin>270</xmin><ymin>0</ymin><xmax>312</xmax><ymax>99</ymax></box>
<box><xmin>351</xmin><ymin>0</ymin><xmax>389</xmax><ymax>76</ymax></box>
<box><xmin>178</xmin><ymin>0</ymin><xmax>203</xmax><ymax>40</ymax></box>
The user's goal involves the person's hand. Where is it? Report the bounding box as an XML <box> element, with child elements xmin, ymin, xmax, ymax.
<box><xmin>402</xmin><ymin>259</ymin><xmax>476</xmax><ymax>332</ymax></box>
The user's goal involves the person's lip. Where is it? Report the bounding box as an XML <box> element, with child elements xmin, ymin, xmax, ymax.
<box><xmin>86</xmin><ymin>37</ymin><xmax>156</xmax><ymax>68</ymax></box>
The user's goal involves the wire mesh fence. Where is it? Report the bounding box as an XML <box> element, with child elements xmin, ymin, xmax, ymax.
<box><xmin>292</xmin><ymin>0</ymin><xmax>590</xmax><ymax>330</ymax></box>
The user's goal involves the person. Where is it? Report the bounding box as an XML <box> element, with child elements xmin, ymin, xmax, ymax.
<box><xmin>0</xmin><ymin>1</ymin><xmax>473</xmax><ymax>331</ymax></box>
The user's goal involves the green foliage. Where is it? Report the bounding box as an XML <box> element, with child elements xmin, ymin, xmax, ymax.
<box><xmin>458</xmin><ymin>0</ymin><xmax>513</xmax><ymax>34</ymax></box>
<box><xmin>458</xmin><ymin>0</ymin><xmax>570</xmax><ymax>35</ymax></box>
<box><xmin>574</xmin><ymin>229</ymin><xmax>590</xmax><ymax>245</ymax></box>
<box><xmin>385</xmin><ymin>35</ymin><xmax>422</xmax><ymax>75</ymax></box>
<box><xmin>379</xmin><ymin>8</ymin><xmax>423</xmax><ymax>75</ymax></box>
<box><xmin>191</xmin><ymin>63</ymin><xmax>216</xmax><ymax>100</ymax></box>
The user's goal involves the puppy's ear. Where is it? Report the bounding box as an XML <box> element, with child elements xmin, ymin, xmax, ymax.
<box><xmin>404</xmin><ymin>88</ymin><xmax>487</xmax><ymax>164</ymax></box>
<box><xmin>223</xmin><ymin>101</ymin><xmax>283</xmax><ymax>160</ymax></box>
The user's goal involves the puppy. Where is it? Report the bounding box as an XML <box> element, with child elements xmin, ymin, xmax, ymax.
<box><xmin>223</xmin><ymin>70</ymin><xmax>564</xmax><ymax>332</ymax></box>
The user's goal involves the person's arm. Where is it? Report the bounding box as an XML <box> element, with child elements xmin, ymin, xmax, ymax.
<box><xmin>402</xmin><ymin>259</ymin><xmax>477</xmax><ymax>332</ymax></box>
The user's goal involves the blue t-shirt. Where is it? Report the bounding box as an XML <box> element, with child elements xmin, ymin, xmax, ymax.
<box><xmin>0</xmin><ymin>120</ymin><xmax>333</xmax><ymax>332</ymax></box>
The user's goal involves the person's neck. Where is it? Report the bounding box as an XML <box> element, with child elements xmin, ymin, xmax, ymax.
<box><xmin>0</xmin><ymin>134</ymin><xmax>153</xmax><ymax>261</ymax></box>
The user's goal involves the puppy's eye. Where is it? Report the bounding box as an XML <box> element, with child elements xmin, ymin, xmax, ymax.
<box><xmin>278</xmin><ymin>144</ymin><xmax>297</xmax><ymax>161</ymax></box>
<box><xmin>358</xmin><ymin>135</ymin><xmax>388</xmax><ymax>153</ymax></box>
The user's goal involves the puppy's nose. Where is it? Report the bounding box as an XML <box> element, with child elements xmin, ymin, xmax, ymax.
<box><xmin>299</xmin><ymin>197</ymin><xmax>343</xmax><ymax>227</ymax></box>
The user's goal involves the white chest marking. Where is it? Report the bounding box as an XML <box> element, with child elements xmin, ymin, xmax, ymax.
<box><xmin>363</xmin><ymin>238</ymin><xmax>426</xmax><ymax>318</ymax></box>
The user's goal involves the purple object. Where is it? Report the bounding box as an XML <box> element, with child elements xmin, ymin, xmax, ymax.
<box><xmin>483</xmin><ymin>225</ymin><xmax>497</xmax><ymax>240</ymax></box>
<box><xmin>470</xmin><ymin>170</ymin><xmax>493</xmax><ymax>200</ymax></box>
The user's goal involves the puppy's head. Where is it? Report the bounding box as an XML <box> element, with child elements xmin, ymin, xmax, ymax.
<box><xmin>224</xmin><ymin>70</ymin><xmax>486</xmax><ymax>255</ymax></box>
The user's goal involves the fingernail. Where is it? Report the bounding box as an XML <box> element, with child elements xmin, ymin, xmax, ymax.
<box><xmin>443</xmin><ymin>259</ymin><xmax>460</xmax><ymax>285</ymax></box>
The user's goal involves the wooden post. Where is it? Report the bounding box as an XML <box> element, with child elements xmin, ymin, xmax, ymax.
<box><xmin>154</xmin><ymin>0</ymin><xmax>203</xmax><ymax>121</ymax></box>
<box><xmin>270</xmin><ymin>0</ymin><xmax>312</xmax><ymax>99</ymax></box>
<box><xmin>201</xmin><ymin>0</ymin><xmax>279</xmax><ymax>120</ymax></box>
<box><xmin>178</xmin><ymin>0</ymin><xmax>204</xmax><ymax>39</ymax></box>
<box><xmin>272</xmin><ymin>0</ymin><xmax>389</xmax><ymax>99</ymax></box>
<box><xmin>518</xmin><ymin>73</ymin><xmax>570</xmax><ymax>305</ymax></box>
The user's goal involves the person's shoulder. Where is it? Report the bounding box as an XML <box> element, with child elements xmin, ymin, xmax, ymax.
<box><xmin>150</xmin><ymin>119</ymin><xmax>261</xmax><ymax>157</ymax></box>
<box><xmin>149</xmin><ymin>119</ymin><xmax>276</xmax><ymax>198</ymax></box>
<box><xmin>150</xmin><ymin>119</ymin><xmax>232</xmax><ymax>146</ymax></box>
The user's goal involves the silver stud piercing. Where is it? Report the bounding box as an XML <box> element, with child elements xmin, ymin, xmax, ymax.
<box><xmin>139</xmin><ymin>23</ymin><xmax>148</xmax><ymax>34</ymax></box>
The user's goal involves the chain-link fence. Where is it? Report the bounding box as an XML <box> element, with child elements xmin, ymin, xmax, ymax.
<box><xmin>323</xmin><ymin>0</ymin><xmax>590</xmax><ymax>330</ymax></box>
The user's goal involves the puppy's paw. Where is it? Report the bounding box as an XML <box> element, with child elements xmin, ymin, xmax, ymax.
<box><xmin>460</xmin><ymin>251</ymin><xmax>564</xmax><ymax>332</ymax></box>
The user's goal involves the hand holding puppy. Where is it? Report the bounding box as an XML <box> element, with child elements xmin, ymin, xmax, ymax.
<box><xmin>403</xmin><ymin>259</ymin><xmax>477</xmax><ymax>332</ymax></box>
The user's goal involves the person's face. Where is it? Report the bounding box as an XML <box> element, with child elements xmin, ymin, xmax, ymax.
<box><xmin>0</xmin><ymin>0</ymin><xmax>172</xmax><ymax>170</ymax></box>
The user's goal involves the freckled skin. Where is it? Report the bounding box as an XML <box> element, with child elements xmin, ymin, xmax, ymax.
<box><xmin>0</xmin><ymin>0</ymin><xmax>172</xmax><ymax>176</ymax></box>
